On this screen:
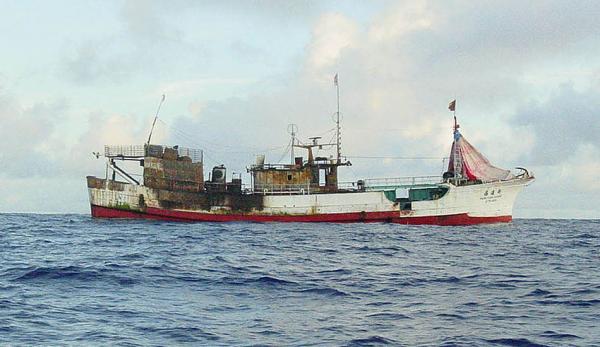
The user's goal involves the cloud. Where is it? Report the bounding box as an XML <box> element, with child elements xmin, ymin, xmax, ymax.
<box><xmin>513</xmin><ymin>84</ymin><xmax>600</xmax><ymax>165</ymax></box>
<box><xmin>0</xmin><ymin>91</ymin><xmax>67</xmax><ymax>178</ymax></box>
<box><xmin>60</xmin><ymin>1</ymin><xmax>189</xmax><ymax>86</ymax></box>
<box><xmin>306</xmin><ymin>13</ymin><xmax>359</xmax><ymax>71</ymax></box>
<box><xmin>155</xmin><ymin>78</ymin><xmax>255</xmax><ymax>99</ymax></box>
<box><xmin>0</xmin><ymin>83</ymin><xmax>164</xmax><ymax>182</ymax></box>
<box><xmin>68</xmin><ymin>110</ymin><xmax>170</xmax><ymax>178</ymax></box>
<box><xmin>368</xmin><ymin>1</ymin><xmax>435</xmax><ymax>41</ymax></box>
<box><xmin>61</xmin><ymin>39</ymin><xmax>138</xmax><ymax>85</ymax></box>
<box><xmin>120</xmin><ymin>0</ymin><xmax>184</xmax><ymax>43</ymax></box>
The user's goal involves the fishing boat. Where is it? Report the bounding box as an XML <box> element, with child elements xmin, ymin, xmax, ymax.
<box><xmin>86</xmin><ymin>96</ymin><xmax>533</xmax><ymax>225</ymax></box>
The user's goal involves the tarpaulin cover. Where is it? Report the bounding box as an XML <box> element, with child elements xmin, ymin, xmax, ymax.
<box><xmin>447</xmin><ymin>131</ymin><xmax>514</xmax><ymax>182</ymax></box>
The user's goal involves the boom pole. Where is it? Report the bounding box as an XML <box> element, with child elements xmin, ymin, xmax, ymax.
<box><xmin>147</xmin><ymin>94</ymin><xmax>166</xmax><ymax>145</ymax></box>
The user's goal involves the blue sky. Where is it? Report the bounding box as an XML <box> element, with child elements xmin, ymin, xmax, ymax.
<box><xmin>1</xmin><ymin>0</ymin><xmax>599</xmax><ymax>218</ymax></box>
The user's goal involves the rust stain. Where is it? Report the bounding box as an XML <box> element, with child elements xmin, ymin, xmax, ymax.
<box><xmin>252</xmin><ymin>167</ymin><xmax>312</xmax><ymax>187</ymax></box>
<box><xmin>143</xmin><ymin>154</ymin><xmax>204</xmax><ymax>192</ymax></box>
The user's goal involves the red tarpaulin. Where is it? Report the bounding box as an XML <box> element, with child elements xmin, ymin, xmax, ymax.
<box><xmin>447</xmin><ymin>131</ymin><xmax>514</xmax><ymax>182</ymax></box>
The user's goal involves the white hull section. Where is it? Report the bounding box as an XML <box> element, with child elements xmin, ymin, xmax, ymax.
<box><xmin>407</xmin><ymin>179</ymin><xmax>530</xmax><ymax>218</ymax></box>
<box><xmin>262</xmin><ymin>191</ymin><xmax>397</xmax><ymax>215</ymax></box>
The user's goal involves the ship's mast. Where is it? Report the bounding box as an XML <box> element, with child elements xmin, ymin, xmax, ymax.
<box><xmin>449</xmin><ymin>99</ymin><xmax>462</xmax><ymax>180</ymax></box>
<box><xmin>453</xmin><ymin>117</ymin><xmax>461</xmax><ymax>180</ymax></box>
<box><xmin>289</xmin><ymin>74</ymin><xmax>350</xmax><ymax>172</ymax></box>
<box><xmin>334</xmin><ymin>73</ymin><xmax>341</xmax><ymax>163</ymax></box>
<box><xmin>288</xmin><ymin>123</ymin><xmax>298</xmax><ymax>164</ymax></box>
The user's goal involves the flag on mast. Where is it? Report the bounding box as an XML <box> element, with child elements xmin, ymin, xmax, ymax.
<box><xmin>448</xmin><ymin>99</ymin><xmax>456</xmax><ymax>112</ymax></box>
<box><xmin>334</xmin><ymin>73</ymin><xmax>338</xmax><ymax>86</ymax></box>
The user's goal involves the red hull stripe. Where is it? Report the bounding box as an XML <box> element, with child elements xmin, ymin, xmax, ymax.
<box><xmin>90</xmin><ymin>205</ymin><xmax>512</xmax><ymax>225</ymax></box>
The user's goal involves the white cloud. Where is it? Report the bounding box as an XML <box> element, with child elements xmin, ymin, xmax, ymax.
<box><xmin>0</xmin><ymin>92</ymin><xmax>67</xmax><ymax>177</ymax></box>
<box><xmin>155</xmin><ymin>78</ymin><xmax>255</xmax><ymax>99</ymax></box>
<box><xmin>368</xmin><ymin>1</ymin><xmax>435</xmax><ymax>41</ymax></box>
<box><xmin>306</xmin><ymin>13</ymin><xmax>359</xmax><ymax>71</ymax></box>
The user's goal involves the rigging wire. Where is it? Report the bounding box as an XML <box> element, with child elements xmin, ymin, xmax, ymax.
<box><xmin>316</xmin><ymin>126</ymin><xmax>337</xmax><ymax>137</ymax></box>
<box><xmin>275</xmin><ymin>142</ymin><xmax>291</xmax><ymax>164</ymax></box>
<box><xmin>158</xmin><ymin>118</ymin><xmax>288</xmax><ymax>154</ymax></box>
<box><xmin>153</xmin><ymin>118</ymin><xmax>449</xmax><ymax>168</ymax></box>
<box><xmin>327</xmin><ymin>131</ymin><xmax>336</xmax><ymax>147</ymax></box>
<box><xmin>346</xmin><ymin>156</ymin><xmax>449</xmax><ymax>160</ymax></box>
<box><xmin>156</xmin><ymin>118</ymin><xmax>291</xmax><ymax>169</ymax></box>
<box><xmin>155</xmin><ymin>119</ymin><xmax>225</xmax><ymax>166</ymax></box>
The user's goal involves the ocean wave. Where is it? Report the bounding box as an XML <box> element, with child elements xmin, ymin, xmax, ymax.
<box><xmin>248</xmin><ymin>276</ymin><xmax>297</xmax><ymax>286</ymax></box>
<box><xmin>12</xmin><ymin>265</ymin><xmax>138</xmax><ymax>286</ymax></box>
<box><xmin>15</xmin><ymin>266</ymin><xmax>100</xmax><ymax>281</ymax></box>
<box><xmin>436</xmin><ymin>313</ymin><xmax>467</xmax><ymax>320</ymax></box>
<box><xmin>135</xmin><ymin>326</ymin><xmax>219</xmax><ymax>343</ymax></box>
<box><xmin>485</xmin><ymin>337</ymin><xmax>549</xmax><ymax>347</ymax></box>
<box><xmin>536</xmin><ymin>299</ymin><xmax>600</xmax><ymax>307</ymax></box>
<box><xmin>352</xmin><ymin>245</ymin><xmax>410</xmax><ymax>255</ymax></box>
<box><xmin>397</xmin><ymin>275</ymin><xmax>465</xmax><ymax>287</ymax></box>
<box><xmin>217</xmin><ymin>275</ymin><xmax>297</xmax><ymax>287</ymax></box>
<box><xmin>317</xmin><ymin>268</ymin><xmax>353</xmax><ymax>275</ymax></box>
<box><xmin>346</xmin><ymin>335</ymin><xmax>395</xmax><ymax>346</ymax></box>
<box><xmin>297</xmin><ymin>287</ymin><xmax>349</xmax><ymax>297</ymax></box>
<box><xmin>524</xmin><ymin>288</ymin><xmax>552</xmax><ymax>297</ymax></box>
<box><xmin>539</xmin><ymin>331</ymin><xmax>581</xmax><ymax>339</ymax></box>
<box><xmin>366</xmin><ymin>312</ymin><xmax>410</xmax><ymax>320</ymax></box>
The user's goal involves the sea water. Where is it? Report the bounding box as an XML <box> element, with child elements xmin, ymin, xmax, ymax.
<box><xmin>1</xmin><ymin>214</ymin><xmax>598</xmax><ymax>346</ymax></box>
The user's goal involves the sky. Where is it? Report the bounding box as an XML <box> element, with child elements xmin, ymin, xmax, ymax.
<box><xmin>1</xmin><ymin>0</ymin><xmax>599</xmax><ymax>218</ymax></box>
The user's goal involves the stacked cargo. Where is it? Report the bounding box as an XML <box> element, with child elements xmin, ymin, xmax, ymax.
<box><xmin>143</xmin><ymin>147</ymin><xmax>204</xmax><ymax>192</ymax></box>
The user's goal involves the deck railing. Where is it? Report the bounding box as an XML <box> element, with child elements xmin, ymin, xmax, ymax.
<box><xmin>252</xmin><ymin>183</ymin><xmax>312</xmax><ymax>195</ymax></box>
<box><xmin>362</xmin><ymin>175</ymin><xmax>441</xmax><ymax>189</ymax></box>
<box><xmin>104</xmin><ymin>144</ymin><xmax>203</xmax><ymax>163</ymax></box>
<box><xmin>249</xmin><ymin>175</ymin><xmax>442</xmax><ymax>195</ymax></box>
<box><xmin>105</xmin><ymin>145</ymin><xmax>146</xmax><ymax>158</ymax></box>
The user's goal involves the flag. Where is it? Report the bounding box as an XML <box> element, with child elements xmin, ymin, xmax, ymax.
<box><xmin>334</xmin><ymin>73</ymin><xmax>338</xmax><ymax>86</ymax></box>
<box><xmin>448</xmin><ymin>99</ymin><xmax>456</xmax><ymax>112</ymax></box>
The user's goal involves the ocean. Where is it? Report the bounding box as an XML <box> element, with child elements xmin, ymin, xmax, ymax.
<box><xmin>1</xmin><ymin>214</ymin><xmax>598</xmax><ymax>346</ymax></box>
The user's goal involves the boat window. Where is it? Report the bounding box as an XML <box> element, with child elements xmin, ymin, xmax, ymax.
<box><xmin>395</xmin><ymin>188</ymin><xmax>409</xmax><ymax>199</ymax></box>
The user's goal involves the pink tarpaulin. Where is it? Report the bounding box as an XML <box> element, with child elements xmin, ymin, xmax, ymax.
<box><xmin>447</xmin><ymin>132</ymin><xmax>514</xmax><ymax>182</ymax></box>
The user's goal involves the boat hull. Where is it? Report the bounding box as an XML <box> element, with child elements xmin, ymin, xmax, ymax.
<box><xmin>87</xmin><ymin>177</ymin><xmax>532</xmax><ymax>226</ymax></box>
<box><xmin>90</xmin><ymin>204</ymin><xmax>512</xmax><ymax>225</ymax></box>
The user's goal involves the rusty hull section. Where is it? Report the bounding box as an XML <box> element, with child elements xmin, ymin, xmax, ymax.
<box><xmin>252</xmin><ymin>166</ymin><xmax>313</xmax><ymax>187</ymax></box>
<box><xmin>87</xmin><ymin>146</ymin><xmax>263</xmax><ymax>214</ymax></box>
<box><xmin>154</xmin><ymin>188</ymin><xmax>263</xmax><ymax>212</ymax></box>
<box><xmin>88</xmin><ymin>177</ymin><xmax>263</xmax><ymax>213</ymax></box>
<box><xmin>250</xmin><ymin>161</ymin><xmax>340</xmax><ymax>193</ymax></box>
<box><xmin>143</xmin><ymin>148</ymin><xmax>204</xmax><ymax>193</ymax></box>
